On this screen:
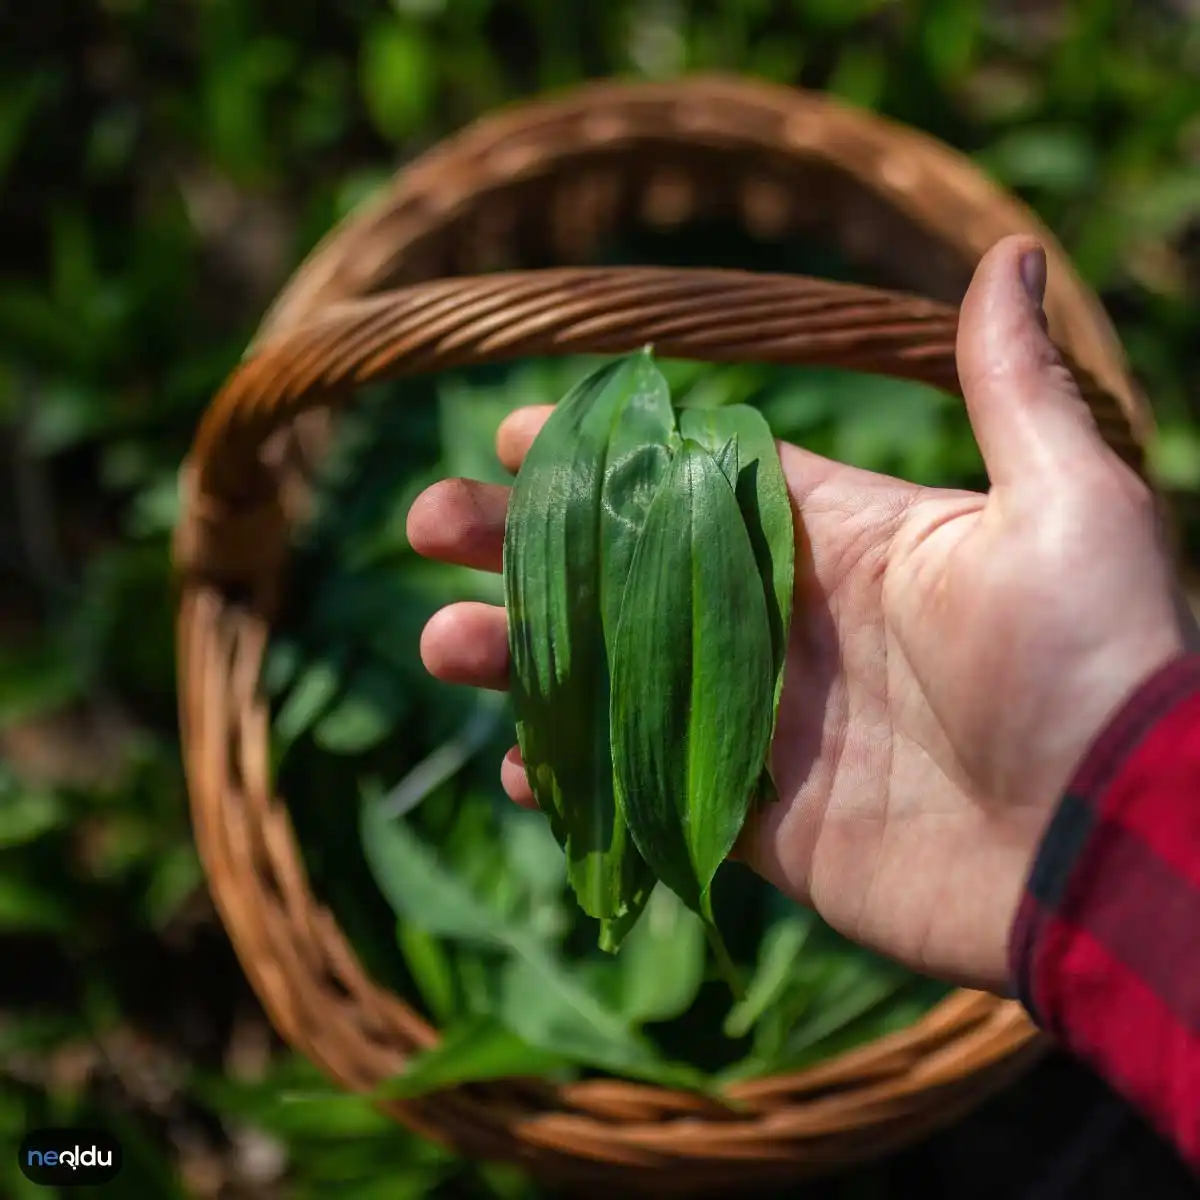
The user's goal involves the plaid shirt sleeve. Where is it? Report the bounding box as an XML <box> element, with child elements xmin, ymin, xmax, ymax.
<box><xmin>1009</xmin><ymin>653</ymin><xmax>1200</xmax><ymax>1169</ymax></box>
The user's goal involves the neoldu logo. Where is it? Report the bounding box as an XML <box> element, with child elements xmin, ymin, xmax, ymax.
<box><xmin>18</xmin><ymin>1128</ymin><xmax>122</xmax><ymax>1187</ymax></box>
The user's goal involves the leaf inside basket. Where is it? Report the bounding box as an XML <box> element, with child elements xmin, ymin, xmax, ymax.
<box><xmin>616</xmin><ymin>886</ymin><xmax>707</xmax><ymax>1026</ymax></box>
<box><xmin>374</xmin><ymin>1018</ymin><xmax>569</xmax><ymax>1100</ymax></box>
<box><xmin>362</xmin><ymin>785</ymin><xmax>714</xmax><ymax>1093</ymax></box>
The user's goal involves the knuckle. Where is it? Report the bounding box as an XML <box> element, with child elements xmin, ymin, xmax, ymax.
<box><xmin>1108</xmin><ymin>462</ymin><xmax>1160</xmax><ymax>523</ymax></box>
<box><xmin>1068</xmin><ymin>459</ymin><xmax>1161</xmax><ymax>535</ymax></box>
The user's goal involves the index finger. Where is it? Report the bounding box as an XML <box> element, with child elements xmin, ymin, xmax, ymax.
<box><xmin>497</xmin><ymin>406</ymin><xmax>553</xmax><ymax>474</ymax></box>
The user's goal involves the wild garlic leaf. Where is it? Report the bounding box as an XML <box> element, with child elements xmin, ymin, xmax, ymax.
<box><xmin>374</xmin><ymin>1018</ymin><xmax>569</xmax><ymax>1100</ymax></box>
<box><xmin>503</xmin><ymin>350</ymin><xmax>673</xmax><ymax>945</ymax></box>
<box><xmin>678</xmin><ymin>405</ymin><xmax>794</xmax><ymax>807</ymax></box>
<box><xmin>779</xmin><ymin>953</ymin><xmax>914</xmax><ymax>1062</ymax></box>
<box><xmin>360</xmin><ymin>788</ymin><xmax>515</xmax><ymax>948</ymax></box>
<box><xmin>677</xmin><ymin>405</ymin><xmax>795</xmax><ymax>739</ymax></box>
<box><xmin>755</xmin><ymin>979</ymin><xmax>942</xmax><ymax>1079</ymax></box>
<box><xmin>723</xmin><ymin>909</ymin><xmax>817</xmax><ymax>1039</ymax></box>
<box><xmin>495</xmin><ymin>956</ymin><xmax>711</xmax><ymax>1091</ymax></box>
<box><xmin>617</xmin><ymin>886</ymin><xmax>707</xmax><ymax>1026</ymax></box>
<box><xmin>611</xmin><ymin>438</ymin><xmax>774</xmax><ymax>939</ymax></box>
<box><xmin>396</xmin><ymin>921</ymin><xmax>458</xmax><ymax>1024</ymax></box>
<box><xmin>594</xmin><ymin>354</ymin><xmax>680</xmax><ymax>948</ymax></box>
<box><xmin>362</xmin><ymin>786</ymin><xmax>692</xmax><ymax>1077</ymax></box>
<box><xmin>713</xmin><ymin>434</ymin><xmax>740</xmax><ymax>490</ymax></box>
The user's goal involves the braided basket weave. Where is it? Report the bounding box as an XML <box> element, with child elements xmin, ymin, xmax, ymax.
<box><xmin>174</xmin><ymin>77</ymin><xmax>1153</xmax><ymax>1192</ymax></box>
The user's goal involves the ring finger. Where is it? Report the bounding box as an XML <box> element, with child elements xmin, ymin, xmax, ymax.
<box><xmin>420</xmin><ymin>601</ymin><xmax>510</xmax><ymax>690</ymax></box>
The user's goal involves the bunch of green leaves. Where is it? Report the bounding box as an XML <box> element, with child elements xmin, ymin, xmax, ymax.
<box><xmin>502</xmin><ymin>350</ymin><xmax>794</xmax><ymax>986</ymax></box>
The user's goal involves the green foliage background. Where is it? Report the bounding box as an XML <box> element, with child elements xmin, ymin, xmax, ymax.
<box><xmin>2</xmin><ymin>1</ymin><xmax>1199</xmax><ymax>1197</ymax></box>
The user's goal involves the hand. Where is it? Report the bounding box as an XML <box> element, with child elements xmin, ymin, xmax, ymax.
<box><xmin>407</xmin><ymin>235</ymin><xmax>1192</xmax><ymax>992</ymax></box>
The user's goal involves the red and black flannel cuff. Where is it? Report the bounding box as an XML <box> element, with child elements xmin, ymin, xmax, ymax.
<box><xmin>1009</xmin><ymin>652</ymin><xmax>1200</xmax><ymax>1030</ymax></box>
<box><xmin>1007</xmin><ymin>652</ymin><xmax>1200</xmax><ymax>1168</ymax></box>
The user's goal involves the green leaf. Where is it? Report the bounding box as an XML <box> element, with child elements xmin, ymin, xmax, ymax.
<box><xmin>1151</xmin><ymin>421</ymin><xmax>1200</xmax><ymax>489</ymax></box>
<box><xmin>0</xmin><ymin>641</ymin><xmax>85</xmax><ymax>728</ymax></box>
<box><xmin>775</xmin><ymin>978</ymin><xmax>945</xmax><ymax>1075</ymax></box>
<box><xmin>495</xmin><ymin>956</ymin><xmax>709</xmax><ymax>1091</ymax></box>
<box><xmin>677</xmin><ymin>405</ymin><xmax>795</xmax><ymax>748</ymax></box>
<box><xmin>275</xmin><ymin>656</ymin><xmax>344</xmax><ymax>747</ymax></box>
<box><xmin>828</xmin><ymin>375</ymin><xmax>949</xmax><ymax>476</ymax></box>
<box><xmin>611</xmin><ymin>439</ymin><xmax>774</xmax><ymax>929</ymax></box>
<box><xmin>455</xmin><ymin>952</ymin><xmax>494</xmax><ymax>1019</ymax></box>
<box><xmin>361</xmin><ymin>789</ymin><xmax>707</xmax><ymax>1090</ymax></box>
<box><xmin>1121</xmin><ymin>171</ymin><xmax>1200</xmax><ymax>242</ymax></box>
<box><xmin>617</xmin><ymin>886</ymin><xmax>706</xmax><ymax>1025</ymax></box>
<box><xmin>128</xmin><ymin>474</ymin><xmax>181</xmax><ymax>536</ymax></box>
<box><xmin>314</xmin><ymin>662</ymin><xmax>406</xmax><ymax>754</ymax></box>
<box><xmin>723</xmin><ymin>910</ymin><xmax>817</xmax><ymax>1039</ymax></box>
<box><xmin>261</xmin><ymin>638</ymin><xmax>303</xmax><ymax>697</ymax></box>
<box><xmin>0</xmin><ymin>780</ymin><xmax>67</xmax><ymax>848</ymax></box>
<box><xmin>778</xmin><ymin>953</ymin><xmax>913</xmax><ymax>1064</ymax></box>
<box><xmin>143</xmin><ymin>843</ymin><xmax>202</xmax><ymax>929</ymax></box>
<box><xmin>473</xmin><ymin>1162</ymin><xmax>537</xmax><ymax>1200</ymax></box>
<box><xmin>828</xmin><ymin>45</ymin><xmax>887</xmax><ymax>109</ymax></box>
<box><xmin>977</xmin><ymin>126</ymin><xmax>1096</xmax><ymax>194</ymax></box>
<box><xmin>374</xmin><ymin>696</ymin><xmax>504</xmax><ymax>829</ymax></box>
<box><xmin>360</xmin><ymin>20</ymin><xmax>435</xmax><ymax>142</ymax></box>
<box><xmin>918</xmin><ymin>0</ymin><xmax>981</xmax><ymax>83</ymax></box>
<box><xmin>499</xmin><ymin>806</ymin><xmax>565</xmax><ymax>902</ymax></box>
<box><xmin>361</xmin><ymin>789</ymin><xmax>513</xmax><ymax>947</ymax></box>
<box><xmin>0</xmin><ymin>875</ymin><xmax>74</xmax><ymax>933</ymax></box>
<box><xmin>712</xmin><ymin>435</ymin><xmax>739</xmax><ymax>489</ymax></box>
<box><xmin>201</xmin><ymin>38</ymin><xmax>295</xmax><ymax>179</ymax></box>
<box><xmin>504</xmin><ymin>351</ymin><xmax>673</xmax><ymax>943</ymax></box>
<box><xmin>196</xmin><ymin>1073</ymin><xmax>397</xmax><ymax>1139</ymax></box>
<box><xmin>375</xmin><ymin>1018</ymin><xmax>567</xmax><ymax>1099</ymax></box>
<box><xmin>396</xmin><ymin>921</ymin><xmax>457</xmax><ymax>1024</ymax></box>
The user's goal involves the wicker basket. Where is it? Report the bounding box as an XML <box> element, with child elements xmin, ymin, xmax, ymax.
<box><xmin>174</xmin><ymin>76</ymin><xmax>1152</xmax><ymax>1193</ymax></box>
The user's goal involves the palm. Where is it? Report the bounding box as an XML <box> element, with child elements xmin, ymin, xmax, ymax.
<box><xmin>758</xmin><ymin>420</ymin><xmax>1188</xmax><ymax>988</ymax></box>
<box><xmin>751</xmin><ymin>447</ymin><xmax>1034</xmax><ymax>987</ymax></box>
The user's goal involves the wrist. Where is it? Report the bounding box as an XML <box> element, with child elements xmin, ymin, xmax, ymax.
<box><xmin>1027</xmin><ymin>625</ymin><xmax>1191</xmax><ymax>821</ymax></box>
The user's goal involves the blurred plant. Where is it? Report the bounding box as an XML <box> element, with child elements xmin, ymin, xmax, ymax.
<box><xmin>1</xmin><ymin>1</ymin><xmax>1198</xmax><ymax>1196</ymax></box>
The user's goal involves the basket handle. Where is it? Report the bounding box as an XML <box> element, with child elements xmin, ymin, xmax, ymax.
<box><xmin>175</xmin><ymin>264</ymin><xmax>1140</xmax><ymax>590</ymax></box>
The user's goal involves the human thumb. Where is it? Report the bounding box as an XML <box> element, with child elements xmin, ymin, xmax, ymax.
<box><xmin>956</xmin><ymin>235</ymin><xmax>1114</xmax><ymax>489</ymax></box>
